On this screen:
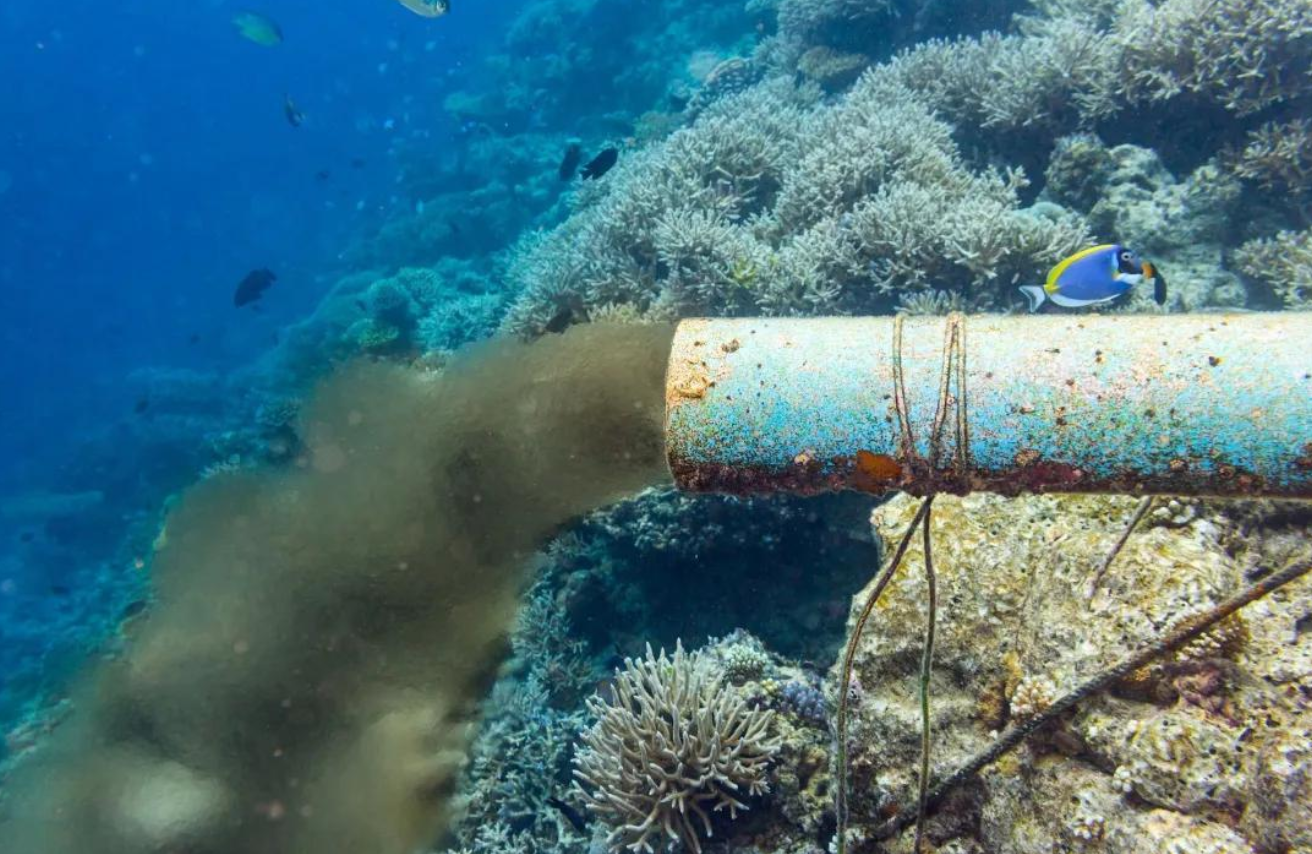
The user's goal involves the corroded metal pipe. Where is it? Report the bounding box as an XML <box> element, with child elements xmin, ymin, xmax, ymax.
<box><xmin>664</xmin><ymin>315</ymin><xmax>1312</xmax><ymax>498</ymax></box>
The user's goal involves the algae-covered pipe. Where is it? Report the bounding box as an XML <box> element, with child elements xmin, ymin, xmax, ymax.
<box><xmin>665</xmin><ymin>314</ymin><xmax>1312</xmax><ymax>499</ymax></box>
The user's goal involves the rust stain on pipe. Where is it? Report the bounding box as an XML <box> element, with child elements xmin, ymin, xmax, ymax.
<box><xmin>664</xmin><ymin>315</ymin><xmax>1312</xmax><ymax>499</ymax></box>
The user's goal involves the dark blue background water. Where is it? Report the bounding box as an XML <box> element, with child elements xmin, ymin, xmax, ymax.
<box><xmin>0</xmin><ymin>0</ymin><xmax>518</xmax><ymax>494</ymax></box>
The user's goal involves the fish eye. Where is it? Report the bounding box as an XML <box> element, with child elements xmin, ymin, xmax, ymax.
<box><xmin>1120</xmin><ymin>250</ymin><xmax>1133</xmax><ymax>260</ymax></box>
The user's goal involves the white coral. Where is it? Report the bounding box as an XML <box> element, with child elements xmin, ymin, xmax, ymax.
<box><xmin>572</xmin><ymin>642</ymin><xmax>781</xmax><ymax>854</ymax></box>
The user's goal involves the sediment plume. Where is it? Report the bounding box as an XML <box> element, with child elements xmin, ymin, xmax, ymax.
<box><xmin>0</xmin><ymin>324</ymin><xmax>675</xmax><ymax>854</ymax></box>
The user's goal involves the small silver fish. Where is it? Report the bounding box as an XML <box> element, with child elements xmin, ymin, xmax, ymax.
<box><xmin>395</xmin><ymin>0</ymin><xmax>450</xmax><ymax>18</ymax></box>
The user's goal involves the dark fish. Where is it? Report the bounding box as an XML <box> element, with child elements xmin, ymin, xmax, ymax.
<box><xmin>284</xmin><ymin>94</ymin><xmax>305</xmax><ymax>127</ymax></box>
<box><xmin>580</xmin><ymin>147</ymin><xmax>618</xmax><ymax>180</ymax></box>
<box><xmin>351</xmin><ymin>157</ymin><xmax>367</xmax><ymax>169</ymax></box>
<box><xmin>134</xmin><ymin>398</ymin><xmax>150</xmax><ymax>415</ymax></box>
<box><xmin>547</xmin><ymin>796</ymin><xmax>589</xmax><ymax>834</ymax></box>
<box><xmin>188</xmin><ymin>333</ymin><xmax>201</xmax><ymax>345</ymax></box>
<box><xmin>121</xmin><ymin>599</ymin><xmax>148</xmax><ymax>620</ymax></box>
<box><xmin>543</xmin><ymin>307</ymin><xmax>574</xmax><ymax>334</ymax></box>
<box><xmin>19</xmin><ymin>530</ymin><xmax>34</xmax><ymax>543</ymax></box>
<box><xmin>234</xmin><ymin>268</ymin><xmax>277</xmax><ymax>307</ymax></box>
<box><xmin>50</xmin><ymin>585</ymin><xmax>71</xmax><ymax>597</ymax></box>
<box><xmin>558</xmin><ymin>142</ymin><xmax>583</xmax><ymax>181</ymax></box>
<box><xmin>315</xmin><ymin>169</ymin><xmax>332</xmax><ymax>182</ymax></box>
<box><xmin>448</xmin><ymin>221</ymin><xmax>462</xmax><ymax>237</ymax></box>
<box><xmin>1151</xmin><ymin>264</ymin><xmax>1168</xmax><ymax>306</ymax></box>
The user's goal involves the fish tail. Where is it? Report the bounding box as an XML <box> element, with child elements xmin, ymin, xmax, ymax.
<box><xmin>1018</xmin><ymin>285</ymin><xmax>1047</xmax><ymax>312</ymax></box>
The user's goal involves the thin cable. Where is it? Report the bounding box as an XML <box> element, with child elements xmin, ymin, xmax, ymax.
<box><xmin>836</xmin><ymin>313</ymin><xmax>970</xmax><ymax>854</ymax></box>
<box><xmin>891</xmin><ymin>315</ymin><xmax>917</xmax><ymax>465</ymax></box>
<box><xmin>873</xmin><ymin>556</ymin><xmax>1312</xmax><ymax>841</ymax></box>
<box><xmin>1086</xmin><ymin>496</ymin><xmax>1155</xmax><ymax>599</ymax></box>
<box><xmin>913</xmin><ymin>501</ymin><xmax>937</xmax><ymax>853</ymax></box>
<box><xmin>834</xmin><ymin>496</ymin><xmax>934</xmax><ymax>854</ymax></box>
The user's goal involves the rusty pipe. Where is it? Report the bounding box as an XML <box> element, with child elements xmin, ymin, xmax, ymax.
<box><xmin>664</xmin><ymin>315</ymin><xmax>1312</xmax><ymax>498</ymax></box>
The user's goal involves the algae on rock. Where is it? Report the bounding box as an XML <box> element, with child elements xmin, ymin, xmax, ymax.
<box><xmin>830</xmin><ymin>492</ymin><xmax>1312</xmax><ymax>853</ymax></box>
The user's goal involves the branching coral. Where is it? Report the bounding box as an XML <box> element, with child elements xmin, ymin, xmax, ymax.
<box><xmin>1233</xmin><ymin>228</ymin><xmax>1312</xmax><ymax>308</ymax></box>
<box><xmin>572</xmin><ymin>642</ymin><xmax>781</xmax><ymax>854</ymax></box>
<box><xmin>869</xmin><ymin>0</ymin><xmax>1312</xmax><ymax>135</ymax></box>
<box><xmin>777</xmin><ymin>0</ymin><xmax>894</xmax><ymax>53</ymax></box>
<box><xmin>1113</xmin><ymin>0</ymin><xmax>1312</xmax><ymax>116</ymax></box>
<box><xmin>1230</xmin><ymin>119</ymin><xmax>1312</xmax><ymax>198</ymax></box>
<box><xmin>501</xmin><ymin>70</ymin><xmax>1087</xmax><ymax>332</ymax></box>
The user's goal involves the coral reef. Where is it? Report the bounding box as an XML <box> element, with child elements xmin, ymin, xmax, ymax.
<box><xmin>8</xmin><ymin>4</ymin><xmax>1312</xmax><ymax>854</ymax></box>
<box><xmin>566</xmin><ymin>487</ymin><xmax>878</xmax><ymax>662</ymax></box>
<box><xmin>1234</xmin><ymin>227</ymin><xmax>1312</xmax><ymax>308</ymax></box>
<box><xmin>498</xmin><ymin>0</ymin><xmax>1312</xmax><ymax>332</ymax></box>
<box><xmin>501</xmin><ymin>74</ymin><xmax>1089</xmax><ymax>335</ymax></box>
<box><xmin>572</xmin><ymin>641</ymin><xmax>782</xmax><ymax>854</ymax></box>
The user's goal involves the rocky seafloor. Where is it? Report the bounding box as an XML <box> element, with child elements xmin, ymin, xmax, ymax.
<box><xmin>444</xmin><ymin>492</ymin><xmax>1311</xmax><ymax>854</ymax></box>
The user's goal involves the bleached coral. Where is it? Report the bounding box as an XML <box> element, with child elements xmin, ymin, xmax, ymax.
<box><xmin>572</xmin><ymin>642</ymin><xmax>781</xmax><ymax>854</ymax></box>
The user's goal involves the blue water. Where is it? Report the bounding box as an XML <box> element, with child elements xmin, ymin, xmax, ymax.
<box><xmin>0</xmin><ymin>0</ymin><xmax>513</xmax><ymax>491</ymax></box>
<box><xmin>0</xmin><ymin>0</ymin><xmax>519</xmax><ymax>730</ymax></box>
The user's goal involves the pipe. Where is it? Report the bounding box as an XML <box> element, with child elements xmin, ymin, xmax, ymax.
<box><xmin>665</xmin><ymin>314</ymin><xmax>1312</xmax><ymax>499</ymax></box>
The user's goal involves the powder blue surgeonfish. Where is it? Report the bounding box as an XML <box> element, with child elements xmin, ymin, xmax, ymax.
<box><xmin>1019</xmin><ymin>244</ymin><xmax>1166</xmax><ymax>311</ymax></box>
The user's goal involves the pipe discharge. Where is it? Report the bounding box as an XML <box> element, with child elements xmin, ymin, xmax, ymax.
<box><xmin>665</xmin><ymin>314</ymin><xmax>1312</xmax><ymax>499</ymax></box>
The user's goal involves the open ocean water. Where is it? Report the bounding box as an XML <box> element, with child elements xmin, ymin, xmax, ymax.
<box><xmin>1</xmin><ymin>1</ymin><xmax>1309</xmax><ymax>852</ymax></box>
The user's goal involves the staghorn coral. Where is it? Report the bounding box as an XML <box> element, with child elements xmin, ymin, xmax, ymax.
<box><xmin>1230</xmin><ymin>119</ymin><xmax>1312</xmax><ymax>199</ymax></box>
<box><xmin>872</xmin><ymin>25</ymin><xmax>1119</xmax><ymax>132</ymax></box>
<box><xmin>867</xmin><ymin>0</ymin><xmax>1312</xmax><ymax>139</ymax></box>
<box><xmin>572</xmin><ymin>642</ymin><xmax>782</xmax><ymax>854</ymax></box>
<box><xmin>500</xmin><ymin>80</ymin><xmax>819</xmax><ymax>336</ymax></box>
<box><xmin>1113</xmin><ymin>0</ymin><xmax>1312</xmax><ymax>116</ymax></box>
<box><xmin>502</xmin><ymin>73</ymin><xmax>1088</xmax><ymax>333</ymax></box>
<box><xmin>1234</xmin><ymin>227</ymin><xmax>1312</xmax><ymax>308</ymax></box>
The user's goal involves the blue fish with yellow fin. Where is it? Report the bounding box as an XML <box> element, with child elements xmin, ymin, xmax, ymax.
<box><xmin>1020</xmin><ymin>244</ymin><xmax>1165</xmax><ymax>311</ymax></box>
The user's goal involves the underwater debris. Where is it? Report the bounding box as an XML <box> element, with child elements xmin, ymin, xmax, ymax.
<box><xmin>833</xmin><ymin>492</ymin><xmax>1312</xmax><ymax>852</ymax></box>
